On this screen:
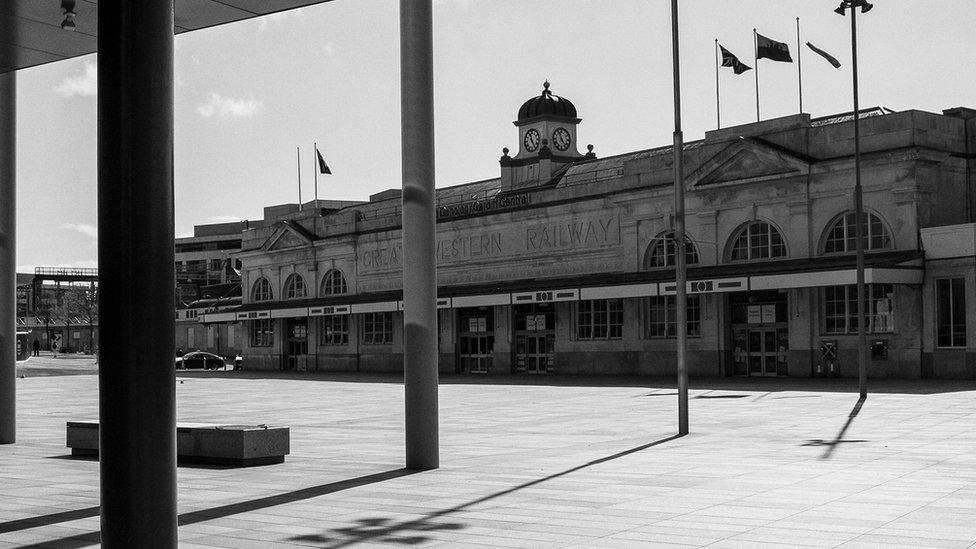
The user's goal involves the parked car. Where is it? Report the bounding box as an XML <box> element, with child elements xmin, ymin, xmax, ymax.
<box><xmin>176</xmin><ymin>351</ymin><xmax>226</xmax><ymax>371</ymax></box>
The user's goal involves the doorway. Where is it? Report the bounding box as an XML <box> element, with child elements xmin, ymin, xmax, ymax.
<box><xmin>285</xmin><ymin>317</ymin><xmax>308</xmax><ymax>371</ymax></box>
<box><xmin>730</xmin><ymin>291</ymin><xmax>789</xmax><ymax>376</ymax></box>
<box><xmin>457</xmin><ymin>307</ymin><xmax>494</xmax><ymax>374</ymax></box>
<box><xmin>513</xmin><ymin>303</ymin><xmax>555</xmax><ymax>374</ymax></box>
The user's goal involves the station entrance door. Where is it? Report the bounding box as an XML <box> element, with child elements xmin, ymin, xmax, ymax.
<box><xmin>285</xmin><ymin>317</ymin><xmax>308</xmax><ymax>371</ymax></box>
<box><xmin>513</xmin><ymin>303</ymin><xmax>555</xmax><ymax>374</ymax></box>
<box><xmin>730</xmin><ymin>291</ymin><xmax>789</xmax><ymax>376</ymax></box>
<box><xmin>457</xmin><ymin>307</ymin><xmax>494</xmax><ymax>374</ymax></box>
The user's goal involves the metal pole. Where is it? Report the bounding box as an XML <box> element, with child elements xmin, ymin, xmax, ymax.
<box><xmin>314</xmin><ymin>142</ymin><xmax>319</xmax><ymax>204</ymax></box>
<box><xmin>297</xmin><ymin>147</ymin><xmax>303</xmax><ymax>211</ymax></box>
<box><xmin>753</xmin><ymin>28</ymin><xmax>760</xmax><ymax>122</ymax></box>
<box><xmin>98</xmin><ymin>1</ymin><xmax>178</xmax><ymax>545</ymax></box>
<box><xmin>714</xmin><ymin>39</ymin><xmax>721</xmax><ymax>129</ymax></box>
<box><xmin>851</xmin><ymin>6</ymin><xmax>867</xmax><ymax>399</ymax></box>
<box><xmin>400</xmin><ymin>0</ymin><xmax>439</xmax><ymax>469</ymax></box>
<box><xmin>797</xmin><ymin>17</ymin><xmax>803</xmax><ymax>114</ymax></box>
<box><xmin>0</xmin><ymin>69</ymin><xmax>15</xmax><ymax>444</ymax></box>
<box><xmin>671</xmin><ymin>0</ymin><xmax>688</xmax><ymax>436</ymax></box>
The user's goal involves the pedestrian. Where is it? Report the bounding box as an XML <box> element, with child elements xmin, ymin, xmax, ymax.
<box><xmin>176</xmin><ymin>347</ymin><xmax>184</xmax><ymax>358</ymax></box>
<box><xmin>31</xmin><ymin>338</ymin><xmax>40</xmax><ymax>357</ymax></box>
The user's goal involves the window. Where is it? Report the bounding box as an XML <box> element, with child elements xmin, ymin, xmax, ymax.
<box><xmin>250</xmin><ymin>318</ymin><xmax>274</xmax><ymax>346</ymax></box>
<box><xmin>823</xmin><ymin>212</ymin><xmax>892</xmax><ymax>254</ymax></box>
<box><xmin>251</xmin><ymin>277</ymin><xmax>273</xmax><ymax>301</ymax></box>
<box><xmin>937</xmin><ymin>278</ymin><xmax>966</xmax><ymax>347</ymax></box>
<box><xmin>577</xmin><ymin>299</ymin><xmax>624</xmax><ymax>340</ymax></box>
<box><xmin>362</xmin><ymin>312</ymin><xmax>394</xmax><ymax>344</ymax></box>
<box><xmin>321</xmin><ymin>269</ymin><xmax>348</xmax><ymax>296</ymax></box>
<box><xmin>644</xmin><ymin>232</ymin><xmax>700</xmax><ymax>269</ymax></box>
<box><xmin>644</xmin><ymin>296</ymin><xmax>701</xmax><ymax>338</ymax></box>
<box><xmin>319</xmin><ymin>315</ymin><xmax>349</xmax><ymax>346</ymax></box>
<box><xmin>284</xmin><ymin>274</ymin><xmax>307</xmax><ymax>299</ymax></box>
<box><xmin>822</xmin><ymin>284</ymin><xmax>894</xmax><ymax>334</ymax></box>
<box><xmin>729</xmin><ymin>222</ymin><xmax>787</xmax><ymax>261</ymax></box>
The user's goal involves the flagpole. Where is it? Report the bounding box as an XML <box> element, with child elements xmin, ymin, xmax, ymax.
<box><xmin>314</xmin><ymin>142</ymin><xmax>319</xmax><ymax>206</ymax></box>
<box><xmin>797</xmin><ymin>17</ymin><xmax>803</xmax><ymax>114</ymax></box>
<box><xmin>753</xmin><ymin>28</ymin><xmax>760</xmax><ymax>121</ymax></box>
<box><xmin>715</xmin><ymin>39</ymin><xmax>721</xmax><ymax>129</ymax></box>
<box><xmin>296</xmin><ymin>147</ymin><xmax>302</xmax><ymax>211</ymax></box>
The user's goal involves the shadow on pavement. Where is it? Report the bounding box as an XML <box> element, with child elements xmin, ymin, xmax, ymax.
<box><xmin>289</xmin><ymin>433</ymin><xmax>684</xmax><ymax>548</ymax></box>
<box><xmin>801</xmin><ymin>395</ymin><xmax>868</xmax><ymax>459</ymax></box>
<box><xmin>10</xmin><ymin>469</ymin><xmax>419</xmax><ymax>548</ymax></box>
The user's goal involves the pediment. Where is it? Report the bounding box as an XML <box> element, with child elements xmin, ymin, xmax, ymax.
<box><xmin>688</xmin><ymin>137</ymin><xmax>811</xmax><ymax>188</ymax></box>
<box><xmin>262</xmin><ymin>221</ymin><xmax>317</xmax><ymax>252</ymax></box>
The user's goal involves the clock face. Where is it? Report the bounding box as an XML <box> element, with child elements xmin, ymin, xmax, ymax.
<box><xmin>552</xmin><ymin>128</ymin><xmax>571</xmax><ymax>151</ymax></box>
<box><xmin>523</xmin><ymin>129</ymin><xmax>541</xmax><ymax>152</ymax></box>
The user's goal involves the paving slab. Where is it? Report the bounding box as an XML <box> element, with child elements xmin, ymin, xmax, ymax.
<box><xmin>0</xmin><ymin>372</ymin><xmax>974</xmax><ymax>547</ymax></box>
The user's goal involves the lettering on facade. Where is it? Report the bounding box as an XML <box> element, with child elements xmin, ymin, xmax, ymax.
<box><xmin>436</xmin><ymin>233</ymin><xmax>504</xmax><ymax>261</ymax></box>
<box><xmin>525</xmin><ymin>216</ymin><xmax>619</xmax><ymax>251</ymax></box>
<box><xmin>436</xmin><ymin>193</ymin><xmax>531</xmax><ymax>220</ymax></box>
<box><xmin>358</xmin><ymin>214</ymin><xmax>621</xmax><ymax>274</ymax></box>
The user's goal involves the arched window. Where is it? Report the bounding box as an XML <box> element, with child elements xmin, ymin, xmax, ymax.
<box><xmin>321</xmin><ymin>269</ymin><xmax>348</xmax><ymax>296</ymax></box>
<box><xmin>822</xmin><ymin>212</ymin><xmax>892</xmax><ymax>254</ymax></box>
<box><xmin>251</xmin><ymin>277</ymin><xmax>273</xmax><ymax>301</ymax></box>
<box><xmin>283</xmin><ymin>274</ymin><xmax>307</xmax><ymax>299</ymax></box>
<box><xmin>728</xmin><ymin>221</ymin><xmax>787</xmax><ymax>261</ymax></box>
<box><xmin>644</xmin><ymin>232</ymin><xmax>700</xmax><ymax>269</ymax></box>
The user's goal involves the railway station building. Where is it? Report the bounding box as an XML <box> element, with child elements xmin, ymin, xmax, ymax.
<box><xmin>199</xmin><ymin>84</ymin><xmax>976</xmax><ymax>379</ymax></box>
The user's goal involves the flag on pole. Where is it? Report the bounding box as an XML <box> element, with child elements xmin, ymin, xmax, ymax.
<box><xmin>719</xmin><ymin>45</ymin><xmax>752</xmax><ymax>74</ymax></box>
<box><xmin>315</xmin><ymin>148</ymin><xmax>332</xmax><ymax>175</ymax></box>
<box><xmin>756</xmin><ymin>33</ymin><xmax>793</xmax><ymax>62</ymax></box>
<box><xmin>806</xmin><ymin>42</ymin><xmax>841</xmax><ymax>68</ymax></box>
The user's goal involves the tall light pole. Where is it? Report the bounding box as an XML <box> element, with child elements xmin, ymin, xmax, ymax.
<box><xmin>835</xmin><ymin>0</ymin><xmax>872</xmax><ymax>399</ymax></box>
<box><xmin>671</xmin><ymin>0</ymin><xmax>689</xmax><ymax>435</ymax></box>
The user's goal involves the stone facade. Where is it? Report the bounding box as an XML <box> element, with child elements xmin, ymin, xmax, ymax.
<box><xmin>211</xmin><ymin>88</ymin><xmax>976</xmax><ymax>379</ymax></box>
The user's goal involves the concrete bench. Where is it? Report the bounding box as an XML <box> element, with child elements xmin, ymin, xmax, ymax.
<box><xmin>66</xmin><ymin>421</ymin><xmax>290</xmax><ymax>466</ymax></box>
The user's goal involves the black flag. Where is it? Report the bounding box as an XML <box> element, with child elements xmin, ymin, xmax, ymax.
<box><xmin>315</xmin><ymin>148</ymin><xmax>331</xmax><ymax>175</ymax></box>
<box><xmin>756</xmin><ymin>33</ymin><xmax>793</xmax><ymax>62</ymax></box>
<box><xmin>720</xmin><ymin>45</ymin><xmax>752</xmax><ymax>74</ymax></box>
<box><xmin>806</xmin><ymin>42</ymin><xmax>841</xmax><ymax>69</ymax></box>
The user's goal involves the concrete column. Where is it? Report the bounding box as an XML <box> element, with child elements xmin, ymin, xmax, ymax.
<box><xmin>97</xmin><ymin>2</ymin><xmax>177</xmax><ymax>546</ymax></box>
<box><xmin>399</xmin><ymin>0</ymin><xmax>438</xmax><ymax>470</ymax></box>
<box><xmin>0</xmin><ymin>70</ymin><xmax>15</xmax><ymax>444</ymax></box>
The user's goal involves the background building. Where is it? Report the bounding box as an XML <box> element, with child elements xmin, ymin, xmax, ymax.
<box><xmin>201</xmin><ymin>86</ymin><xmax>975</xmax><ymax>379</ymax></box>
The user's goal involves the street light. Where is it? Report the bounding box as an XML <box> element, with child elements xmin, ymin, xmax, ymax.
<box><xmin>834</xmin><ymin>0</ymin><xmax>872</xmax><ymax>399</ymax></box>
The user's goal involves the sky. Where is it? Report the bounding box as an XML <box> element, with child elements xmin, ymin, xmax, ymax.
<box><xmin>12</xmin><ymin>0</ymin><xmax>976</xmax><ymax>272</ymax></box>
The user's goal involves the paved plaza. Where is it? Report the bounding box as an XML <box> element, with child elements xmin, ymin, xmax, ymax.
<box><xmin>1</xmin><ymin>366</ymin><xmax>975</xmax><ymax>548</ymax></box>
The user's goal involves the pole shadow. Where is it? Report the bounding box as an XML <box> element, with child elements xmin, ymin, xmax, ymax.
<box><xmin>801</xmin><ymin>395</ymin><xmax>868</xmax><ymax>459</ymax></box>
<box><xmin>288</xmin><ymin>433</ymin><xmax>684</xmax><ymax>548</ymax></box>
<box><xmin>7</xmin><ymin>468</ymin><xmax>418</xmax><ymax>548</ymax></box>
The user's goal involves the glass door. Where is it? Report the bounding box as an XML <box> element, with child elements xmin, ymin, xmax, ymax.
<box><xmin>285</xmin><ymin>318</ymin><xmax>308</xmax><ymax>371</ymax></box>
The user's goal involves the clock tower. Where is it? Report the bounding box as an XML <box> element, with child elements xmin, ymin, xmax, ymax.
<box><xmin>501</xmin><ymin>82</ymin><xmax>591</xmax><ymax>192</ymax></box>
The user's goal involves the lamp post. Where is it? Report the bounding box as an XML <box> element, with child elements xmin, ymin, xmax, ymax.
<box><xmin>834</xmin><ymin>0</ymin><xmax>872</xmax><ymax>399</ymax></box>
<box><xmin>670</xmin><ymin>0</ymin><xmax>688</xmax><ymax>435</ymax></box>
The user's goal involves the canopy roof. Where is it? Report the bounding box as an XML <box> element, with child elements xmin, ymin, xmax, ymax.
<box><xmin>0</xmin><ymin>1</ymin><xmax>334</xmax><ymax>73</ymax></box>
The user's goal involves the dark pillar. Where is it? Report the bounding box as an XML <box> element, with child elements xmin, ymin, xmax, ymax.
<box><xmin>98</xmin><ymin>2</ymin><xmax>177</xmax><ymax>545</ymax></box>
<box><xmin>400</xmin><ymin>0</ymin><xmax>439</xmax><ymax>470</ymax></box>
<box><xmin>0</xmin><ymin>69</ymin><xmax>15</xmax><ymax>445</ymax></box>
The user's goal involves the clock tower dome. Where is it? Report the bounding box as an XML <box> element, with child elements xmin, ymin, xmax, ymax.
<box><xmin>500</xmin><ymin>82</ymin><xmax>590</xmax><ymax>192</ymax></box>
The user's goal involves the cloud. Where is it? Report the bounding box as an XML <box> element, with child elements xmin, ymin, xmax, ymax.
<box><xmin>59</xmin><ymin>223</ymin><xmax>98</xmax><ymax>239</ymax></box>
<box><xmin>196</xmin><ymin>93</ymin><xmax>263</xmax><ymax>118</ymax></box>
<box><xmin>55</xmin><ymin>61</ymin><xmax>97</xmax><ymax>98</ymax></box>
<box><xmin>256</xmin><ymin>9</ymin><xmax>307</xmax><ymax>31</ymax></box>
